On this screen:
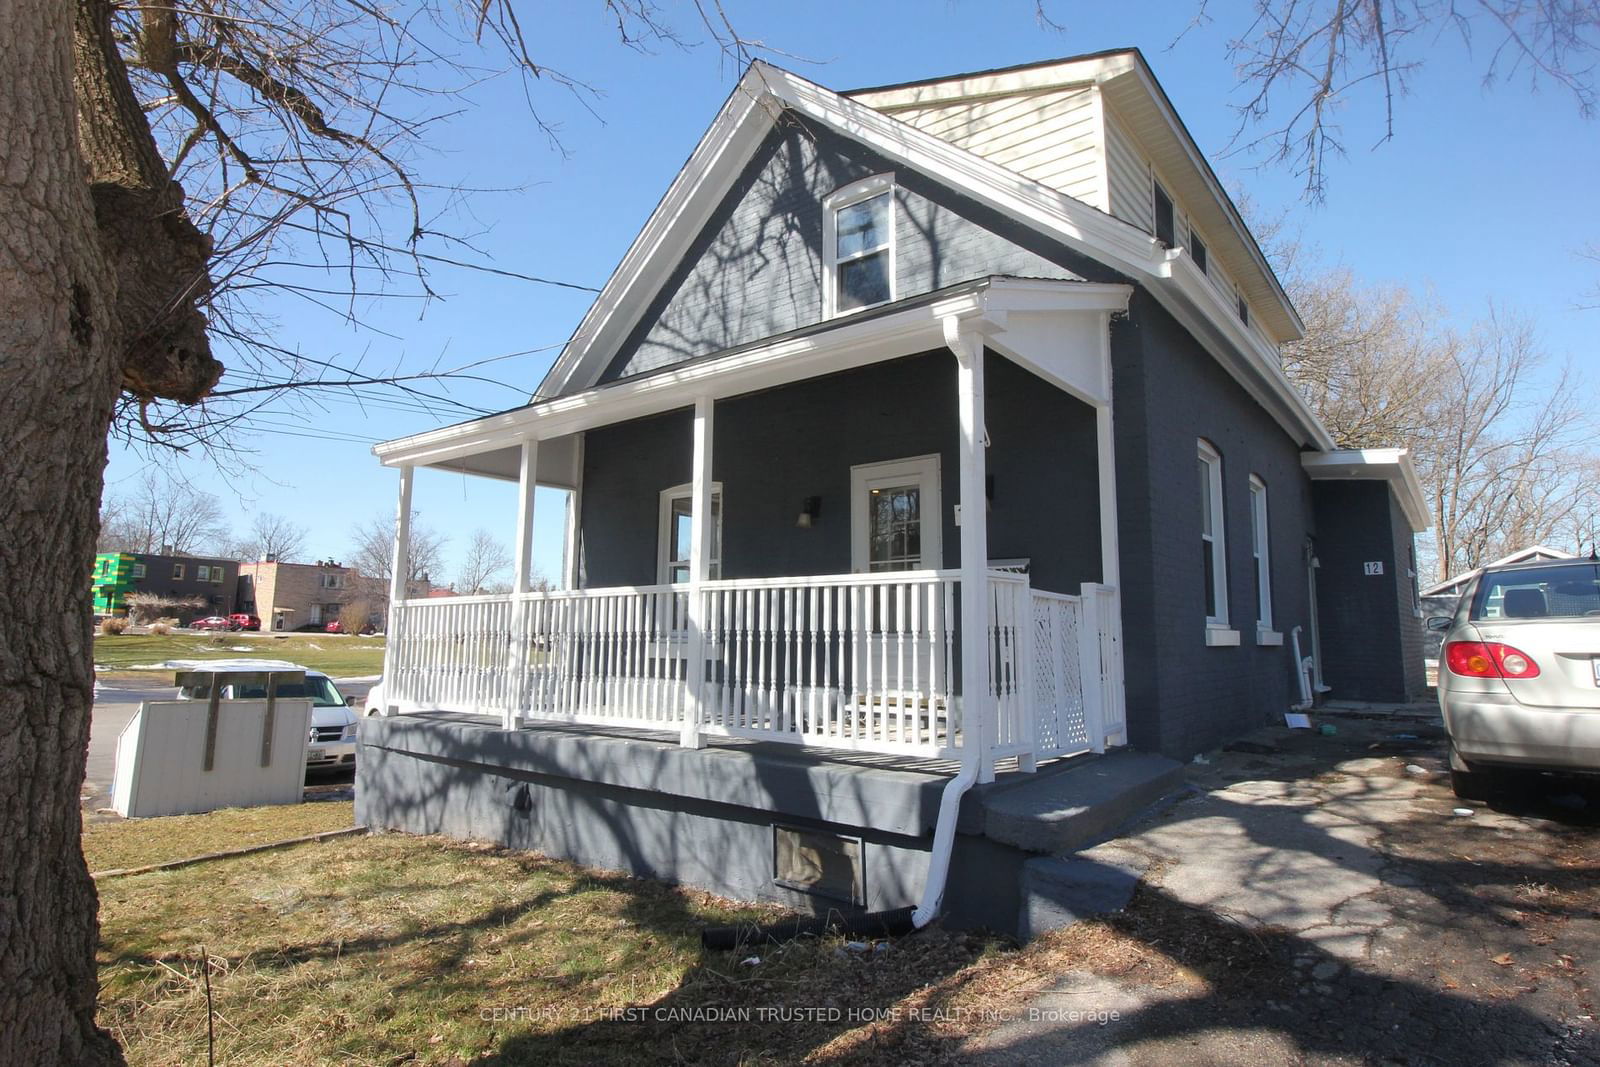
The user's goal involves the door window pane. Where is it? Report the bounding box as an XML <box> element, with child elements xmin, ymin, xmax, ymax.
<box><xmin>867</xmin><ymin>484</ymin><xmax>922</xmax><ymax>572</ymax></box>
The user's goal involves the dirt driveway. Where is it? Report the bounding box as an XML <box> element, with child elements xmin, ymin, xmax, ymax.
<box><xmin>951</xmin><ymin>706</ymin><xmax>1600</xmax><ymax>1065</ymax></box>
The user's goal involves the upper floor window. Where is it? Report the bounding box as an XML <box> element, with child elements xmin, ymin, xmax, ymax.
<box><xmin>1153</xmin><ymin>181</ymin><xmax>1176</xmax><ymax>248</ymax></box>
<box><xmin>1198</xmin><ymin>440</ymin><xmax>1227</xmax><ymax>627</ymax></box>
<box><xmin>1235</xmin><ymin>290</ymin><xmax>1250</xmax><ymax>326</ymax></box>
<box><xmin>1188</xmin><ymin>227</ymin><xmax>1208</xmax><ymax>274</ymax></box>
<box><xmin>172</xmin><ymin>563</ymin><xmax>186</xmax><ymax>580</ymax></box>
<box><xmin>824</xmin><ymin>175</ymin><xmax>895</xmax><ymax>316</ymax></box>
<box><xmin>131</xmin><ymin>563</ymin><xmax>146</xmax><ymax>579</ymax></box>
<box><xmin>320</xmin><ymin>573</ymin><xmax>344</xmax><ymax>590</ymax></box>
<box><xmin>196</xmin><ymin>565</ymin><xmax>211</xmax><ymax>581</ymax></box>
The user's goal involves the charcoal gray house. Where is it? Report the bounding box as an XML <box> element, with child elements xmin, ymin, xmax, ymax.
<box><xmin>356</xmin><ymin>51</ymin><xmax>1429</xmax><ymax>936</ymax></box>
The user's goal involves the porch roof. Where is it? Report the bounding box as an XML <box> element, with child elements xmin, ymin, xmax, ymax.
<box><xmin>371</xmin><ymin>276</ymin><xmax>1133</xmax><ymax>484</ymax></box>
<box><xmin>1301</xmin><ymin>448</ymin><xmax>1432</xmax><ymax>533</ymax></box>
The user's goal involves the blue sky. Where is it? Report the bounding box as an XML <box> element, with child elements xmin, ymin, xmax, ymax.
<box><xmin>105</xmin><ymin>1</ymin><xmax>1599</xmax><ymax>585</ymax></box>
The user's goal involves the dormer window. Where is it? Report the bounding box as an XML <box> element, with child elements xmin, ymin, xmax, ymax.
<box><xmin>1152</xmin><ymin>181</ymin><xmax>1176</xmax><ymax>248</ymax></box>
<box><xmin>824</xmin><ymin>175</ymin><xmax>895</xmax><ymax>315</ymax></box>
<box><xmin>1188</xmin><ymin>228</ymin><xmax>1208</xmax><ymax>274</ymax></box>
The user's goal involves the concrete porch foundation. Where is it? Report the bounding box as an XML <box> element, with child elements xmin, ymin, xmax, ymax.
<box><xmin>355</xmin><ymin>713</ymin><xmax>1183</xmax><ymax>939</ymax></box>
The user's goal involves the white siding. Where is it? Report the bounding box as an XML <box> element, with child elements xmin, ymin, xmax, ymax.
<box><xmin>882</xmin><ymin>86</ymin><xmax>1106</xmax><ymax>209</ymax></box>
<box><xmin>1104</xmin><ymin>111</ymin><xmax>1153</xmax><ymax>232</ymax></box>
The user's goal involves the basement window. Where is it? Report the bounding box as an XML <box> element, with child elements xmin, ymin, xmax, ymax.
<box><xmin>773</xmin><ymin>825</ymin><xmax>864</xmax><ymax>906</ymax></box>
<box><xmin>824</xmin><ymin>174</ymin><xmax>895</xmax><ymax>316</ymax></box>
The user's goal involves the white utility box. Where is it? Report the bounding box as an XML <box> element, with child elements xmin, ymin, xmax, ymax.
<box><xmin>112</xmin><ymin>669</ymin><xmax>312</xmax><ymax>817</ymax></box>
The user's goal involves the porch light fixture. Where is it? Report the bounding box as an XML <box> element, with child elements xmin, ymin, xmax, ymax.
<box><xmin>796</xmin><ymin>496</ymin><xmax>822</xmax><ymax>529</ymax></box>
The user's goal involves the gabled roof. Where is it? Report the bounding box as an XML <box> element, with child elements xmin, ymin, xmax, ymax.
<box><xmin>531</xmin><ymin>56</ymin><xmax>1330</xmax><ymax>449</ymax></box>
<box><xmin>1421</xmin><ymin>545</ymin><xmax>1577</xmax><ymax>598</ymax></box>
<box><xmin>846</xmin><ymin>49</ymin><xmax>1302</xmax><ymax>343</ymax></box>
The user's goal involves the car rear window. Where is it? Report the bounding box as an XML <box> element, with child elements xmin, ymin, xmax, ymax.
<box><xmin>1470</xmin><ymin>563</ymin><xmax>1600</xmax><ymax>621</ymax></box>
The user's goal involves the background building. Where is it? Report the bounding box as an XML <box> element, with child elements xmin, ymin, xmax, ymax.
<box><xmin>237</xmin><ymin>559</ymin><xmax>359</xmax><ymax>631</ymax></box>
<box><xmin>91</xmin><ymin>551</ymin><xmax>238</xmax><ymax>622</ymax></box>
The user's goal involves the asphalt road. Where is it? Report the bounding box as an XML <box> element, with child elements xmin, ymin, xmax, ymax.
<box><xmin>84</xmin><ymin>675</ymin><xmax>375</xmax><ymax>808</ymax></box>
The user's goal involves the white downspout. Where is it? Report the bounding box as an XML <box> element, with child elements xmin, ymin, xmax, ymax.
<box><xmin>1290</xmin><ymin>625</ymin><xmax>1313</xmax><ymax>710</ymax></box>
<box><xmin>915</xmin><ymin>315</ymin><xmax>988</xmax><ymax>929</ymax></box>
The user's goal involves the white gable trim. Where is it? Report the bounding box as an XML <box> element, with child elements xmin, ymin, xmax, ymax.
<box><xmin>537</xmin><ymin>59</ymin><xmax>1330</xmax><ymax>450</ymax></box>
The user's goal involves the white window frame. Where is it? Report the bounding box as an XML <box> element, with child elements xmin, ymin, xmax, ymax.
<box><xmin>850</xmin><ymin>454</ymin><xmax>942</xmax><ymax>574</ymax></box>
<box><xmin>172</xmin><ymin>563</ymin><xmax>185</xmax><ymax>581</ymax></box>
<box><xmin>197</xmin><ymin>564</ymin><xmax>211</xmax><ymax>582</ymax></box>
<box><xmin>131</xmin><ymin>563</ymin><xmax>146</xmax><ymax>579</ymax></box>
<box><xmin>657</xmin><ymin>482</ymin><xmax>723</xmax><ymax>585</ymax></box>
<box><xmin>1249</xmin><ymin>475</ymin><xmax>1281</xmax><ymax>645</ymax></box>
<box><xmin>823</xmin><ymin>174</ymin><xmax>896</xmax><ymax>318</ymax></box>
<box><xmin>1198</xmin><ymin>440</ymin><xmax>1234</xmax><ymax>642</ymax></box>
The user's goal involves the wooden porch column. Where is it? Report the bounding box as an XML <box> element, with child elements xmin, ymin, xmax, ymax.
<box><xmin>681</xmin><ymin>396</ymin><xmax>714</xmax><ymax>749</ymax></box>
<box><xmin>513</xmin><ymin>438</ymin><xmax>539</xmax><ymax>593</ymax></box>
<box><xmin>946</xmin><ymin>319</ymin><xmax>996</xmax><ymax>783</ymax></box>
<box><xmin>506</xmin><ymin>438</ymin><xmax>539</xmax><ymax>730</ymax></box>
<box><xmin>381</xmin><ymin>465</ymin><xmax>413</xmax><ymax>716</ymax></box>
<box><xmin>1094</xmin><ymin>315</ymin><xmax>1127</xmax><ymax>747</ymax></box>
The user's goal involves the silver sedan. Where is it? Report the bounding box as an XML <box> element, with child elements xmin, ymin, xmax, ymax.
<box><xmin>1431</xmin><ymin>558</ymin><xmax>1600</xmax><ymax>799</ymax></box>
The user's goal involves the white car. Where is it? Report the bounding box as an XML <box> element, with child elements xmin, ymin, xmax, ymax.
<box><xmin>1431</xmin><ymin>558</ymin><xmax>1600</xmax><ymax>798</ymax></box>
<box><xmin>177</xmin><ymin>661</ymin><xmax>359</xmax><ymax>770</ymax></box>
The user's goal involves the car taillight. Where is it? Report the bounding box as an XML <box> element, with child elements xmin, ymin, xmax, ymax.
<box><xmin>1445</xmin><ymin>641</ymin><xmax>1542</xmax><ymax>679</ymax></box>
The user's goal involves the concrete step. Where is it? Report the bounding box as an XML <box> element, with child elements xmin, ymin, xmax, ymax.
<box><xmin>976</xmin><ymin>750</ymin><xmax>1186</xmax><ymax>854</ymax></box>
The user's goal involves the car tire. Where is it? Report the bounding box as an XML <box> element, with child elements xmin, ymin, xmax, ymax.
<box><xmin>1450</xmin><ymin>767</ymin><xmax>1493</xmax><ymax>801</ymax></box>
<box><xmin>1448</xmin><ymin>744</ymin><xmax>1497</xmax><ymax>801</ymax></box>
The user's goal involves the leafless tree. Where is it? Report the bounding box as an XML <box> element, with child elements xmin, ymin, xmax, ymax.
<box><xmin>456</xmin><ymin>529</ymin><xmax>513</xmax><ymax>595</ymax></box>
<box><xmin>1203</xmin><ymin>1</ymin><xmax>1600</xmax><ymax>200</ymax></box>
<box><xmin>100</xmin><ymin>470</ymin><xmax>229</xmax><ymax>555</ymax></box>
<box><xmin>1276</xmin><ymin>254</ymin><xmax>1597</xmax><ymax>581</ymax></box>
<box><xmin>230</xmin><ymin>512</ymin><xmax>308</xmax><ymax>562</ymax></box>
<box><xmin>347</xmin><ymin>511</ymin><xmax>448</xmax><ymax>617</ymax></box>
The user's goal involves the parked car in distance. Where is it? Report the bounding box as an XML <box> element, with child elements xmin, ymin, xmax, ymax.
<box><xmin>229</xmin><ymin>613</ymin><xmax>261</xmax><ymax>631</ymax></box>
<box><xmin>177</xmin><ymin>660</ymin><xmax>359</xmax><ymax>771</ymax></box>
<box><xmin>1431</xmin><ymin>557</ymin><xmax>1600</xmax><ymax>799</ymax></box>
<box><xmin>190</xmin><ymin>615</ymin><xmax>237</xmax><ymax>632</ymax></box>
<box><xmin>325</xmin><ymin>619</ymin><xmax>375</xmax><ymax>635</ymax></box>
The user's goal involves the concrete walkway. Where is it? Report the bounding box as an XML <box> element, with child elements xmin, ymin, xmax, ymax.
<box><xmin>961</xmin><ymin>708</ymin><xmax>1600</xmax><ymax>1065</ymax></box>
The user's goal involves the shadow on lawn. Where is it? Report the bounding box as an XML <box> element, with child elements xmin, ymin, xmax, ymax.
<box><xmin>474</xmin><ymin>869</ymin><xmax>1586</xmax><ymax>1067</ymax></box>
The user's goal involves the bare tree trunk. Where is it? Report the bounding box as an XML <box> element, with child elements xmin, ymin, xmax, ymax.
<box><xmin>2</xmin><ymin>0</ymin><xmax>222</xmax><ymax>1060</ymax></box>
<box><xmin>0</xmin><ymin>3</ymin><xmax>125</xmax><ymax>1063</ymax></box>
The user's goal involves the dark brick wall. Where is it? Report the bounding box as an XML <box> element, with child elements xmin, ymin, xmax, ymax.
<box><xmin>597</xmin><ymin>117</ymin><xmax>1095</xmax><ymax>386</ymax></box>
<box><xmin>1311</xmin><ymin>481</ymin><xmax>1425</xmax><ymax>702</ymax></box>
<box><xmin>579</xmin><ymin>351</ymin><xmax>1102</xmax><ymax>595</ymax></box>
<box><xmin>1110</xmin><ymin>290</ymin><xmax>1316</xmax><ymax>758</ymax></box>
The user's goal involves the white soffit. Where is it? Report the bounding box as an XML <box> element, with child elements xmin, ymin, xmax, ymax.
<box><xmin>1302</xmin><ymin>448</ymin><xmax>1431</xmax><ymax>533</ymax></box>
<box><xmin>375</xmin><ymin>279</ymin><xmax>1131</xmax><ymax>472</ymax></box>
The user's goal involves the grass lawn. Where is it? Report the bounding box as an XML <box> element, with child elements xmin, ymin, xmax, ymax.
<box><xmin>84</xmin><ymin>801</ymin><xmax>356</xmax><ymax>874</ymax></box>
<box><xmin>93</xmin><ymin>828</ymin><xmax>1032</xmax><ymax>1066</ymax></box>
<box><xmin>93</xmin><ymin>632</ymin><xmax>386</xmax><ymax>679</ymax></box>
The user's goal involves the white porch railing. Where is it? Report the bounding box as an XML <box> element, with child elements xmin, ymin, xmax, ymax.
<box><xmin>385</xmin><ymin>570</ymin><xmax>1123</xmax><ymax>770</ymax></box>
